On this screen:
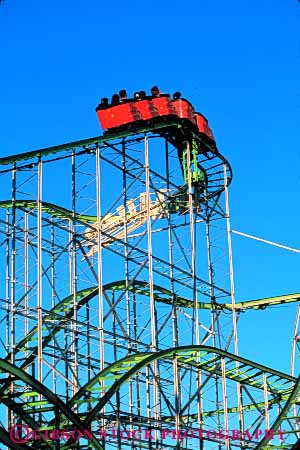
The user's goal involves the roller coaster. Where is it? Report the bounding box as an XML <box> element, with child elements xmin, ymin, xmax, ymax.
<box><xmin>0</xmin><ymin>87</ymin><xmax>299</xmax><ymax>450</ymax></box>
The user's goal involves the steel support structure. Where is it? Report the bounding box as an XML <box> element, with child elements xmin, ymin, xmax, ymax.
<box><xmin>0</xmin><ymin>125</ymin><xmax>298</xmax><ymax>450</ymax></box>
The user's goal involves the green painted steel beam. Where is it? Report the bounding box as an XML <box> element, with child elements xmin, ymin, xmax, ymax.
<box><xmin>163</xmin><ymin>395</ymin><xmax>288</xmax><ymax>422</ymax></box>
<box><xmin>7</xmin><ymin>276</ymin><xmax>300</xmax><ymax>384</ymax></box>
<box><xmin>0</xmin><ymin>123</ymin><xmax>182</xmax><ymax>166</ymax></box>
<box><xmin>0</xmin><ymin>199</ymin><xmax>97</xmax><ymax>223</ymax></box>
<box><xmin>64</xmin><ymin>345</ymin><xmax>295</xmax><ymax>425</ymax></box>
<box><xmin>0</xmin><ymin>359</ymin><xmax>104</xmax><ymax>450</ymax></box>
<box><xmin>0</xmin><ymin>426</ymin><xmax>32</xmax><ymax>450</ymax></box>
<box><xmin>6</xmin><ymin>286</ymin><xmax>98</xmax><ymax>371</ymax></box>
<box><xmin>105</xmin><ymin>279</ymin><xmax>300</xmax><ymax>311</ymax></box>
<box><xmin>236</xmin><ymin>292</ymin><xmax>300</xmax><ymax>310</ymax></box>
<box><xmin>254</xmin><ymin>373</ymin><xmax>300</xmax><ymax>449</ymax></box>
<box><xmin>0</xmin><ymin>347</ymin><xmax>297</xmax><ymax>449</ymax></box>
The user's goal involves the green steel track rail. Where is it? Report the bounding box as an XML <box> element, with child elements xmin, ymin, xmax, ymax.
<box><xmin>7</xmin><ymin>279</ymin><xmax>300</xmax><ymax>378</ymax></box>
<box><xmin>1</xmin><ymin>124</ymin><xmax>298</xmax><ymax>449</ymax></box>
<box><xmin>255</xmin><ymin>372</ymin><xmax>300</xmax><ymax>449</ymax></box>
<box><xmin>1</xmin><ymin>200</ymin><xmax>299</xmax><ymax>310</ymax></box>
<box><xmin>67</xmin><ymin>345</ymin><xmax>300</xmax><ymax>449</ymax></box>
<box><xmin>0</xmin><ymin>200</ymin><xmax>97</xmax><ymax>223</ymax></box>
<box><xmin>0</xmin><ymin>359</ymin><xmax>103</xmax><ymax>450</ymax></box>
<box><xmin>68</xmin><ymin>345</ymin><xmax>295</xmax><ymax>424</ymax></box>
<box><xmin>0</xmin><ymin>121</ymin><xmax>233</xmax><ymax>204</ymax></box>
<box><xmin>2</xmin><ymin>307</ymin><xmax>300</xmax><ymax>449</ymax></box>
<box><xmin>0</xmin><ymin>199</ymin><xmax>299</xmax><ymax>312</ymax></box>
<box><xmin>5</xmin><ymin>287</ymin><xmax>98</xmax><ymax>372</ymax></box>
<box><xmin>0</xmin><ymin>122</ymin><xmax>230</xmax><ymax>176</ymax></box>
<box><xmin>104</xmin><ymin>280</ymin><xmax>300</xmax><ymax>311</ymax></box>
<box><xmin>0</xmin><ymin>123</ymin><xmax>180</xmax><ymax>166</ymax></box>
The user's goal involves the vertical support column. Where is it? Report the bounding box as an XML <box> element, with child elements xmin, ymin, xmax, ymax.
<box><xmin>24</xmin><ymin>212</ymin><xmax>29</xmax><ymax>366</ymax></box>
<box><xmin>146</xmin><ymin>365</ymin><xmax>152</xmax><ymax>448</ymax></box>
<box><xmin>205</xmin><ymin>193</ymin><xmax>222</xmax><ymax>449</ymax></box>
<box><xmin>96</xmin><ymin>143</ymin><xmax>104</xmax><ymax>371</ymax></box>
<box><xmin>51</xmin><ymin>220</ymin><xmax>57</xmax><ymax>394</ymax></box>
<box><xmin>144</xmin><ymin>136</ymin><xmax>160</xmax><ymax>446</ymax></box>
<box><xmin>263</xmin><ymin>373</ymin><xmax>270</xmax><ymax>430</ymax></box>
<box><xmin>95</xmin><ymin>143</ymin><xmax>105</xmax><ymax>446</ymax></box>
<box><xmin>205</xmin><ymin>196</ymin><xmax>222</xmax><ymax>348</ymax></box>
<box><xmin>122</xmin><ymin>138</ymin><xmax>134</xmax><ymax>440</ymax></box>
<box><xmin>166</xmin><ymin>139</ymin><xmax>182</xmax><ymax>449</ymax></box>
<box><xmin>8</xmin><ymin>164</ymin><xmax>16</xmax><ymax>427</ymax></box>
<box><xmin>132</xmin><ymin>290</ymin><xmax>142</xmax><ymax>450</ymax></box>
<box><xmin>71</xmin><ymin>150</ymin><xmax>78</xmax><ymax>396</ymax></box>
<box><xmin>186</xmin><ymin>141</ymin><xmax>203</xmax><ymax>448</ymax></box>
<box><xmin>10</xmin><ymin>165</ymin><xmax>16</xmax><ymax>367</ymax></box>
<box><xmin>112</xmin><ymin>290</ymin><xmax>122</xmax><ymax>449</ymax></box>
<box><xmin>224</xmin><ymin>165</ymin><xmax>238</xmax><ymax>355</ymax></box>
<box><xmin>5</xmin><ymin>209</ymin><xmax>11</xmax><ymax>369</ymax></box>
<box><xmin>224</xmin><ymin>164</ymin><xmax>245</xmax><ymax>446</ymax></box>
<box><xmin>291</xmin><ymin>306</ymin><xmax>300</xmax><ymax>436</ymax></box>
<box><xmin>221</xmin><ymin>357</ymin><xmax>230</xmax><ymax>450</ymax></box>
<box><xmin>5</xmin><ymin>207</ymin><xmax>11</xmax><ymax>371</ymax></box>
<box><xmin>186</xmin><ymin>142</ymin><xmax>199</xmax><ymax>346</ymax></box>
<box><xmin>291</xmin><ymin>306</ymin><xmax>300</xmax><ymax>378</ymax></box>
<box><xmin>37</xmin><ymin>158</ymin><xmax>43</xmax><ymax>388</ymax></box>
<box><xmin>68</xmin><ymin>218</ymin><xmax>73</xmax><ymax>399</ymax></box>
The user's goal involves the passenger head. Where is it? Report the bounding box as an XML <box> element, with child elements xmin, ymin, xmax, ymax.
<box><xmin>151</xmin><ymin>86</ymin><xmax>160</xmax><ymax>97</ymax></box>
<box><xmin>101</xmin><ymin>97</ymin><xmax>109</xmax><ymax>105</ymax></box>
<box><xmin>96</xmin><ymin>98</ymin><xmax>109</xmax><ymax>110</ymax></box>
<box><xmin>119</xmin><ymin>89</ymin><xmax>127</xmax><ymax>102</ymax></box>
<box><xmin>111</xmin><ymin>94</ymin><xmax>120</xmax><ymax>105</ymax></box>
<box><xmin>173</xmin><ymin>92</ymin><xmax>181</xmax><ymax>100</ymax></box>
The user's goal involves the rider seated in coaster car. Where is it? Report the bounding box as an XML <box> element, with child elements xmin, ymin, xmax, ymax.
<box><xmin>149</xmin><ymin>86</ymin><xmax>177</xmax><ymax>119</ymax></box>
<box><xmin>171</xmin><ymin>91</ymin><xmax>197</xmax><ymax>126</ymax></box>
<box><xmin>131</xmin><ymin>90</ymin><xmax>160</xmax><ymax>120</ymax></box>
<box><xmin>96</xmin><ymin>87</ymin><xmax>211</xmax><ymax>133</ymax></box>
<box><xmin>96</xmin><ymin>90</ymin><xmax>142</xmax><ymax>129</ymax></box>
<box><xmin>194</xmin><ymin>112</ymin><xmax>216</xmax><ymax>144</ymax></box>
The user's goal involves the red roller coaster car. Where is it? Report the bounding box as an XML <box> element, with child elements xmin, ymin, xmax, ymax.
<box><xmin>96</xmin><ymin>87</ymin><xmax>215</xmax><ymax>145</ymax></box>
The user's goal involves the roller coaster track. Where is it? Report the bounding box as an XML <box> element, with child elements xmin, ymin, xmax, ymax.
<box><xmin>68</xmin><ymin>345</ymin><xmax>295</xmax><ymax>417</ymax></box>
<box><xmin>0</xmin><ymin>122</ymin><xmax>299</xmax><ymax>449</ymax></box>
<box><xmin>1</xmin><ymin>277</ymin><xmax>299</xmax><ymax>449</ymax></box>
<box><xmin>6</xmin><ymin>278</ymin><xmax>300</xmax><ymax>379</ymax></box>
<box><xmin>3</xmin><ymin>345</ymin><xmax>297</xmax><ymax>450</ymax></box>
<box><xmin>0</xmin><ymin>198</ymin><xmax>299</xmax><ymax>309</ymax></box>
<box><xmin>103</xmin><ymin>280</ymin><xmax>300</xmax><ymax>312</ymax></box>
<box><xmin>0</xmin><ymin>359</ymin><xmax>102</xmax><ymax>450</ymax></box>
<box><xmin>64</xmin><ymin>344</ymin><xmax>299</xmax><ymax>449</ymax></box>
<box><xmin>0</xmin><ymin>121</ymin><xmax>233</xmax><ymax>206</ymax></box>
<box><xmin>4</xmin><ymin>287</ymin><xmax>98</xmax><ymax>373</ymax></box>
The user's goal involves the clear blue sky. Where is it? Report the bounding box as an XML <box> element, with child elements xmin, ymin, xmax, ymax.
<box><xmin>0</xmin><ymin>0</ymin><xmax>299</xmax><ymax>372</ymax></box>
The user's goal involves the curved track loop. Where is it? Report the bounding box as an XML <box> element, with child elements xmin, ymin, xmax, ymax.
<box><xmin>8</xmin><ymin>279</ymin><xmax>300</xmax><ymax>378</ymax></box>
<box><xmin>67</xmin><ymin>345</ymin><xmax>300</xmax><ymax>449</ymax></box>
<box><xmin>254</xmin><ymin>372</ymin><xmax>300</xmax><ymax>449</ymax></box>
<box><xmin>1</xmin><ymin>198</ymin><xmax>299</xmax><ymax>311</ymax></box>
<box><xmin>104</xmin><ymin>280</ymin><xmax>300</xmax><ymax>311</ymax></box>
<box><xmin>4</xmin><ymin>287</ymin><xmax>98</xmax><ymax>373</ymax></box>
<box><xmin>0</xmin><ymin>123</ymin><xmax>233</xmax><ymax>202</ymax></box>
<box><xmin>0</xmin><ymin>359</ymin><xmax>103</xmax><ymax>450</ymax></box>
<box><xmin>0</xmin><ymin>199</ymin><xmax>97</xmax><ymax>224</ymax></box>
<box><xmin>68</xmin><ymin>345</ymin><xmax>295</xmax><ymax>422</ymax></box>
<box><xmin>1</xmin><ymin>346</ymin><xmax>298</xmax><ymax>450</ymax></box>
<box><xmin>2</xmin><ymin>270</ymin><xmax>299</xmax><ymax>449</ymax></box>
<box><xmin>0</xmin><ymin>129</ymin><xmax>297</xmax><ymax>449</ymax></box>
